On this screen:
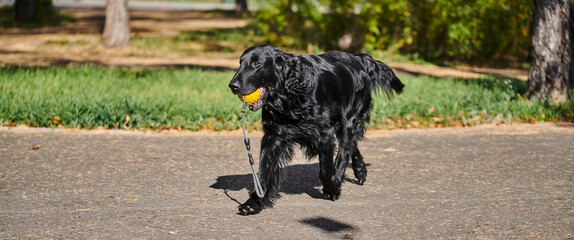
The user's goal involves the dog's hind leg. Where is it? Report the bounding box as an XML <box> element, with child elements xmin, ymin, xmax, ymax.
<box><xmin>318</xmin><ymin>135</ymin><xmax>339</xmax><ymax>201</ymax></box>
<box><xmin>350</xmin><ymin>100</ymin><xmax>369</xmax><ymax>185</ymax></box>
<box><xmin>351</xmin><ymin>145</ymin><xmax>367</xmax><ymax>185</ymax></box>
<box><xmin>325</xmin><ymin>126</ymin><xmax>355</xmax><ymax>201</ymax></box>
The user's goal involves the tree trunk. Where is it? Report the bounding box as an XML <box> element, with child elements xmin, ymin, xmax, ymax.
<box><xmin>235</xmin><ymin>0</ymin><xmax>248</xmax><ymax>17</ymax></box>
<box><xmin>102</xmin><ymin>0</ymin><xmax>130</xmax><ymax>48</ymax></box>
<box><xmin>14</xmin><ymin>0</ymin><xmax>35</xmax><ymax>23</ymax></box>
<box><xmin>526</xmin><ymin>0</ymin><xmax>573</xmax><ymax>103</ymax></box>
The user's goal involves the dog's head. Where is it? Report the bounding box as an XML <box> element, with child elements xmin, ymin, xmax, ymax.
<box><xmin>228</xmin><ymin>45</ymin><xmax>287</xmax><ymax>111</ymax></box>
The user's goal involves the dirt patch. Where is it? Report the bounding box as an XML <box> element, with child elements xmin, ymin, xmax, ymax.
<box><xmin>0</xmin><ymin>7</ymin><xmax>528</xmax><ymax>80</ymax></box>
<box><xmin>389</xmin><ymin>63</ymin><xmax>528</xmax><ymax>80</ymax></box>
<box><xmin>0</xmin><ymin>7</ymin><xmax>246</xmax><ymax>68</ymax></box>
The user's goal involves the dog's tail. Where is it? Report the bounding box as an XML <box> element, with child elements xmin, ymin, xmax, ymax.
<box><xmin>358</xmin><ymin>54</ymin><xmax>404</xmax><ymax>96</ymax></box>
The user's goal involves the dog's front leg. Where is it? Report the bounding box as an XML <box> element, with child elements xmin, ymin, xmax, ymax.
<box><xmin>238</xmin><ymin>134</ymin><xmax>293</xmax><ymax>215</ymax></box>
<box><xmin>238</xmin><ymin>191</ymin><xmax>264</xmax><ymax>215</ymax></box>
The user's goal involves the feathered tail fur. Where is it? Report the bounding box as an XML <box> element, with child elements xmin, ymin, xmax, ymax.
<box><xmin>357</xmin><ymin>54</ymin><xmax>405</xmax><ymax>95</ymax></box>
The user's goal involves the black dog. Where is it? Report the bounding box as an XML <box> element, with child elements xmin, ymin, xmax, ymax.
<box><xmin>228</xmin><ymin>45</ymin><xmax>404</xmax><ymax>215</ymax></box>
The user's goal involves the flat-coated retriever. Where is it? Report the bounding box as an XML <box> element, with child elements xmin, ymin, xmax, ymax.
<box><xmin>228</xmin><ymin>45</ymin><xmax>404</xmax><ymax>215</ymax></box>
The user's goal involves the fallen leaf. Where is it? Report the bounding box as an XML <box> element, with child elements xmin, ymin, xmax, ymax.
<box><xmin>123</xmin><ymin>115</ymin><xmax>131</xmax><ymax>129</ymax></box>
<box><xmin>383</xmin><ymin>148</ymin><xmax>398</xmax><ymax>152</ymax></box>
<box><xmin>472</xmin><ymin>114</ymin><xmax>485</xmax><ymax>121</ymax></box>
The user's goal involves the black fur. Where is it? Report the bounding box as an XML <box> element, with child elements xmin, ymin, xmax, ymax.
<box><xmin>229</xmin><ymin>45</ymin><xmax>404</xmax><ymax>215</ymax></box>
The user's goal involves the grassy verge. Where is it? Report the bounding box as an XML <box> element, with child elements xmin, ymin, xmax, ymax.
<box><xmin>0</xmin><ymin>66</ymin><xmax>250</xmax><ymax>131</ymax></box>
<box><xmin>370</xmin><ymin>76</ymin><xmax>574</xmax><ymax>129</ymax></box>
<box><xmin>1</xmin><ymin>66</ymin><xmax>572</xmax><ymax>131</ymax></box>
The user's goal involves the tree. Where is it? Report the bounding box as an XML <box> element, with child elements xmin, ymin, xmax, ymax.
<box><xmin>526</xmin><ymin>0</ymin><xmax>573</xmax><ymax>103</ymax></box>
<box><xmin>255</xmin><ymin>0</ymin><xmax>533</xmax><ymax>61</ymax></box>
<box><xmin>102</xmin><ymin>0</ymin><xmax>130</xmax><ymax>48</ymax></box>
<box><xmin>14</xmin><ymin>0</ymin><xmax>35</xmax><ymax>23</ymax></box>
<box><xmin>13</xmin><ymin>0</ymin><xmax>67</xmax><ymax>26</ymax></box>
<box><xmin>235</xmin><ymin>0</ymin><xmax>248</xmax><ymax>16</ymax></box>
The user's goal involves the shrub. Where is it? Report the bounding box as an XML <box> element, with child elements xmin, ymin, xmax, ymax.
<box><xmin>254</xmin><ymin>0</ymin><xmax>532</xmax><ymax>64</ymax></box>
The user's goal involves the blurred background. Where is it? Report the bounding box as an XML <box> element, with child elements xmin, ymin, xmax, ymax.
<box><xmin>0</xmin><ymin>0</ymin><xmax>572</xmax><ymax>131</ymax></box>
<box><xmin>0</xmin><ymin>0</ymin><xmax>533</xmax><ymax>68</ymax></box>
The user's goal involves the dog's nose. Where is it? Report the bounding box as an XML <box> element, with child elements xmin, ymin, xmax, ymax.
<box><xmin>228</xmin><ymin>81</ymin><xmax>241</xmax><ymax>92</ymax></box>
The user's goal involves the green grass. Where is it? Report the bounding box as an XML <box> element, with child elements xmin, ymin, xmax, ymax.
<box><xmin>0</xmin><ymin>66</ymin><xmax>572</xmax><ymax>131</ymax></box>
<box><xmin>370</xmin><ymin>76</ymin><xmax>574</xmax><ymax>129</ymax></box>
<box><xmin>0</xmin><ymin>66</ymin><xmax>251</xmax><ymax>131</ymax></box>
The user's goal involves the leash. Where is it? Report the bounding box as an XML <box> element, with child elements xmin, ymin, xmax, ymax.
<box><xmin>241</xmin><ymin>96</ymin><xmax>265</xmax><ymax>198</ymax></box>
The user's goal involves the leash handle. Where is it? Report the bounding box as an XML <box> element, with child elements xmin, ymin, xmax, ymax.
<box><xmin>241</xmin><ymin>96</ymin><xmax>265</xmax><ymax>198</ymax></box>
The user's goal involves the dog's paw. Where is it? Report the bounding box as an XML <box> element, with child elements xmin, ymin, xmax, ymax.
<box><xmin>238</xmin><ymin>192</ymin><xmax>263</xmax><ymax>216</ymax></box>
<box><xmin>322</xmin><ymin>186</ymin><xmax>341</xmax><ymax>201</ymax></box>
<box><xmin>353</xmin><ymin>167</ymin><xmax>367</xmax><ymax>185</ymax></box>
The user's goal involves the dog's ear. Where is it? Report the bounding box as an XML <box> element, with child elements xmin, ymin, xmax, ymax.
<box><xmin>271</xmin><ymin>48</ymin><xmax>310</xmax><ymax>96</ymax></box>
<box><xmin>272</xmin><ymin>48</ymin><xmax>288</xmax><ymax>82</ymax></box>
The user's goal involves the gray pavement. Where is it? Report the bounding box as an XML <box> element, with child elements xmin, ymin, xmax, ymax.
<box><xmin>0</xmin><ymin>124</ymin><xmax>573</xmax><ymax>239</ymax></box>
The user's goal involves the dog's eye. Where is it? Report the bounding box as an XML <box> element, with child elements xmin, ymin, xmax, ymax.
<box><xmin>251</xmin><ymin>61</ymin><xmax>261</xmax><ymax>68</ymax></box>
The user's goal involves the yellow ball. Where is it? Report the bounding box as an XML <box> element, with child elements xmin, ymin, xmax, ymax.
<box><xmin>238</xmin><ymin>88</ymin><xmax>261</xmax><ymax>104</ymax></box>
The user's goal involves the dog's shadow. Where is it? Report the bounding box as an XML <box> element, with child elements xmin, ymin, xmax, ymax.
<box><xmin>210</xmin><ymin>163</ymin><xmax>325</xmax><ymax>200</ymax></box>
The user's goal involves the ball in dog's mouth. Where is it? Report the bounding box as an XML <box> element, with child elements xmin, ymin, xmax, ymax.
<box><xmin>238</xmin><ymin>87</ymin><xmax>265</xmax><ymax>111</ymax></box>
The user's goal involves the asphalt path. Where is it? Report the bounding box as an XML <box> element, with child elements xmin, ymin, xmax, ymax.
<box><xmin>1</xmin><ymin>124</ymin><xmax>573</xmax><ymax>239</ymax></box>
